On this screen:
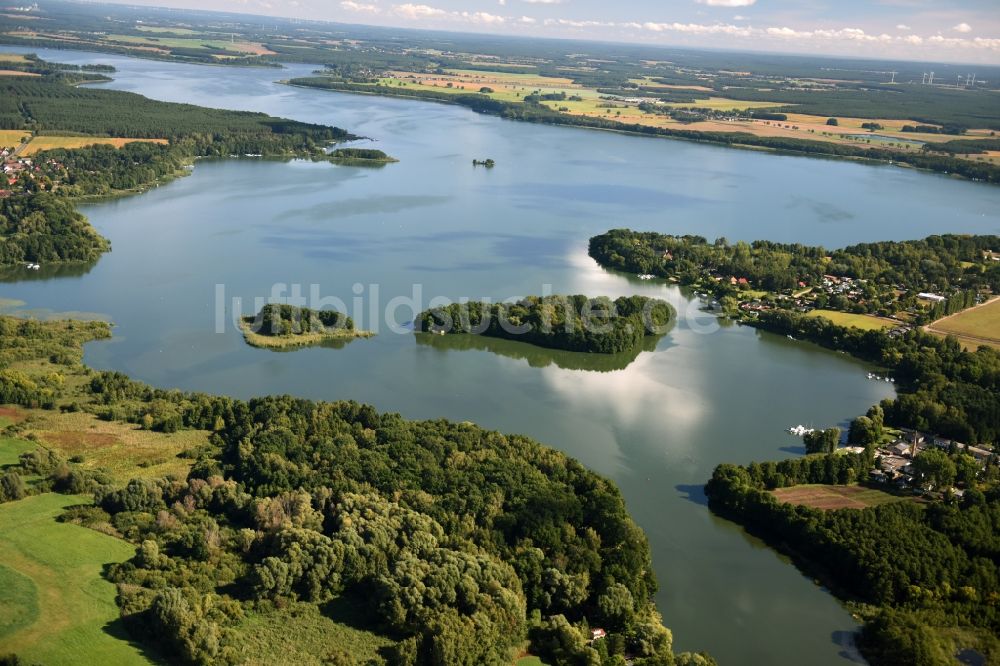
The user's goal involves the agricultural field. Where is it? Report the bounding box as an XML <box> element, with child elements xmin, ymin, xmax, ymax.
<box><xmin>0</xmin><ymin>129</ymin><xmax>30</xmax><ymax>146</ymax></box>
<box><xmin>20</xmin><ymin>136</ymin><xmax>169</xmax><ymax>155</ymax></box>
<box><xmin>103</xmin><ymin>33</ymin><xmax>275</xmax><ymax>56</ymax></box>
<box><xmin>14</xmin><ymin>408</ymin><xmax>207</xmax><ymax>482</ymax></box>
<box><xmin>0</xmin><ymin>53</ymin><xmax>29</xmax><ymax>63</ymax></box>
<box><xmin>771</xmin><ymin>484</ymin><xmax>909</xmax><ymax>510</ymax></box>
<box><xmin>804</xmin><ymin>309</ymin><xmax>896</xmax><ymax>331</ymax></box>
<box><xmin>380</xmin><ymin>68</ymin><xmax>596</xmax><ymax>104</ymax></box>
<box><xmin>925</xmin><ymin>296</ymin><xmax>1000</xmax><ymax>350</ymax></box>
<box><xmin>0</xmin><ymin>492</ymin><xmax>154</xmax><ymax>665</ymax></box>
<box><xmin>0</xmin><ymin>69</ymin><xmax>39</xmax><ymax>77</ymax></box>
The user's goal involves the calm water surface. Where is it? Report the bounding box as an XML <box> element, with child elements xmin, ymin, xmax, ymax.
<box><xmin>5</xmin><ymin>46</ymin><xmax>1000</xmax><ymax>665</ymax></box>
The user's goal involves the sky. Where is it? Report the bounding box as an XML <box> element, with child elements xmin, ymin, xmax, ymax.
<box><xmin>98</xmin><ymin>0</ymin><xmax>1000</xmax><ymax>64</ymax></box>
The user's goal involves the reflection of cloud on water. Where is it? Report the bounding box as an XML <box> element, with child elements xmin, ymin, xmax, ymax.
<box><xmin>539</xmin><ymin>348</ymin><xmax>708</xmax><ymax>469</ymax></box>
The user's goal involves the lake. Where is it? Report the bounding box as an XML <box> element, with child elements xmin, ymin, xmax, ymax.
<box><xmin>4</xmin><ymin>46</ymin><xmax>1000</xmax><ymax>665</ymax></box>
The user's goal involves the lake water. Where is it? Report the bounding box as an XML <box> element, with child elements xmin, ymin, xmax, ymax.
<box><xmin>5</xmin><ymin>46</ymin><xmax>1000</xmax><ymax>665</ymax></box>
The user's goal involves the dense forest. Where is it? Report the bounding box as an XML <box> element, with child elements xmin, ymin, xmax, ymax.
<box><xmin>0</xmin><ymin>192</ymin><xmax>109</xmax><ymax>264</ymax></box>
<box><xmin>416</xmin><ymin>295</ymin><xmax>674</xmax><ymax>354</ymax></box>
<box><xmin>0</xmin><ymin>314</ymin><xmax>713</xmax><ymax>665</ymax></box>
<box><xmin>247</xmin><ymin>304</ymin><xmax>355</xmax><ymax>337</ymax></box>
<box><xmin>705</xmin><ymin>455</ymin><xmax>1000</xmax><ymax>666</ymax></box>
<box><xmin>0</xmin><ymin>66</ymin><xmax>354</xmax><ymax>265</ymax></box>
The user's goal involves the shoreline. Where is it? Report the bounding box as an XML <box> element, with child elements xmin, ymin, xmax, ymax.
<box><xmin>281</xmin><ymin>80</ymin><xmax>994</xmax><ymax>185</ymax></box>
<box><xmin>238</xmin><ymin>317</ymin><xmax>374</xmax><ymax>350</ymax></box>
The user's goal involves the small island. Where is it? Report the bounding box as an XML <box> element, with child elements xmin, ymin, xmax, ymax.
<box><xmin>472</xmin><ymin>158</ymin><xmax>495</xmax><ymax>168</ymax></box>
<box><xmin>329</xmin><ymin>147</ymin><xmax>398</xmax><ymax>164</ymax></box>
<box><xmin>239</xmin><ymin>304</ymin><xmax>373</xmax><ymax>350</ymax></box>
<box><xmin>416</xmin><ymin>294</ymin><xmax>673</xmax><ymax>354</ymax></box>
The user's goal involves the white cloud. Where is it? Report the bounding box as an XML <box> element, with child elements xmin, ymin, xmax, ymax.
<box><xmin>643</xmin><ymin>21</ymin><xmax>752</xmax><ymax>36</ymax></box>
<box><xmin>340</xmin><ymin>0</ymin><xmax>379</xmax><ymax>13</ymax></box>
<box><xmin>350</xmin><ymin>3</ymin><xmax>999</xmax><ymax>60</ymax></box>
<box><xmin>461</xmin><ymin>10</ymin><xmax>505</xmax><ymax>24</ymax></box>
<box><xmin>392</xmin><ymin>3</ymin><xmax>446</xmax><ymax>19</ymax></box>
<box><xmin>696</xmin><ymin>0</ymin><xmax>756</xmax><ymax>6</ymax></box>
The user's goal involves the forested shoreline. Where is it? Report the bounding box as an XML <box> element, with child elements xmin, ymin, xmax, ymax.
<box><xmin>0</xmin><ymin>314</ymin><xmax>712</xmax><ymax>665</ymax></box>
<box><xmin>705</xmin><ymin>455</ymin><xmax>1000</xmax><ymax>665</ymax></box>
<box><xmin>0</xmin><ymin>61</ymin><xmax>354</xmax><ymax>267</ymax></box>
<box><xmin>287</xmin><ymin>78</ymin><xmax>1000</xmax><ymax>184</ymax></box>
<box><xmin>588</xmin><ymin>229</ymin><xmax>1000</xmax><ymax>445</ymax></box>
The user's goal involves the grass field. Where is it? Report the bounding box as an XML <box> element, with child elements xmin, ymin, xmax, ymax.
<box><xmin>20</xmin><ymin>136</ymin><xmax>168</xmax><ymax>155</ymax></box>
<box><xmin>17</xmin><ymin>409</ymin><xmax>206</xmax><ymax>482</ymax></box>
<box><xmin>233</xmin><ymin>600</ymin><xmax>395</xmax><ymax>665</ymax></box>
<box><xmin>0</xmin><ymin>53</ymin><xmax>30</xmax><ymax>63</ymax></box>
<box><xmin>805</xmin><ymin>309</ymin><xmax>895</xmax><ymax>331</ymax></box>
<box><xmin>772</xmin><ymin>484</ymin><xmax>907</xmax><ymax>510</ymax></box>
<box><xmin>926</xmin><ymin>297</ymin><xmax>1000</xmax><ymax>350</ymax></box>
<box><xmin>0</xmin><ymin>492</ymin><xmax>155</xmax><ymax>665</ymax></box>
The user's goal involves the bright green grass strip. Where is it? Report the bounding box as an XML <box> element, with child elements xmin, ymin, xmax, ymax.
<box><xmin>0</xmin><ymin>562</ymin><xmax>39</xmax><ymax>641</ymax></box>
<box><xmin>0</xmin><ymin>493</ymin><xmax>155</xmax><ymax>665</ymax></box>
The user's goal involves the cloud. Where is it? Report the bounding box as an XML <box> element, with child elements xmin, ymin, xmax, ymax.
<box><xmin>640</xmin><ymin>21</ymin><xmax>751</xmax><ymax>36</ymax></box>
<box><xmin>461</xmin><ymin>10</ymin><xmax>505</xmax><ymax>24</ymax></box>
<box><xmin>350</xmin><ymin>2</ymin><xmax>999</xmax><ymax>60</ymax></box>
<box><xmin>340</xmin><ymin>0</ymin><xmax>379</xmax><ymax>13</ymax></box>
<box><xmin>392</xmin><ymin>3</ymin><xmax>446</xmax><ymax>19</ymax></box>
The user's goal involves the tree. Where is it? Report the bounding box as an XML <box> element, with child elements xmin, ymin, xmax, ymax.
<box><xmin>826</xmin><ymin>118</ymin><xmax>839</xmax><ymax>126</ymax></box>
<box><xmin>953</xmin><ymin>454</ymin><xmax>979</xmax><ymax>487</ymax></box>
<box><xmin>848</xmin><ymin>416</ymin><xmax>878</xmax><ymax>447</ymax></box>
<box><xmin>597</xmin><ymin>583</ymin><xmax>636</xmax><ymax>630</ymax></box>
<box><xmin>912</xmin><ymin>449</ymin><xmax>957</xmax><ymax>490</ymax></box>
<box><xmin>804</xmin><ymin>428</ymin><xmax>840</xmax><ymax>454</ymax></box>
<box><xmin>0</xmin><ymin>472</ymin><xmax>26</xmax><ymax>502</ymax></box>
